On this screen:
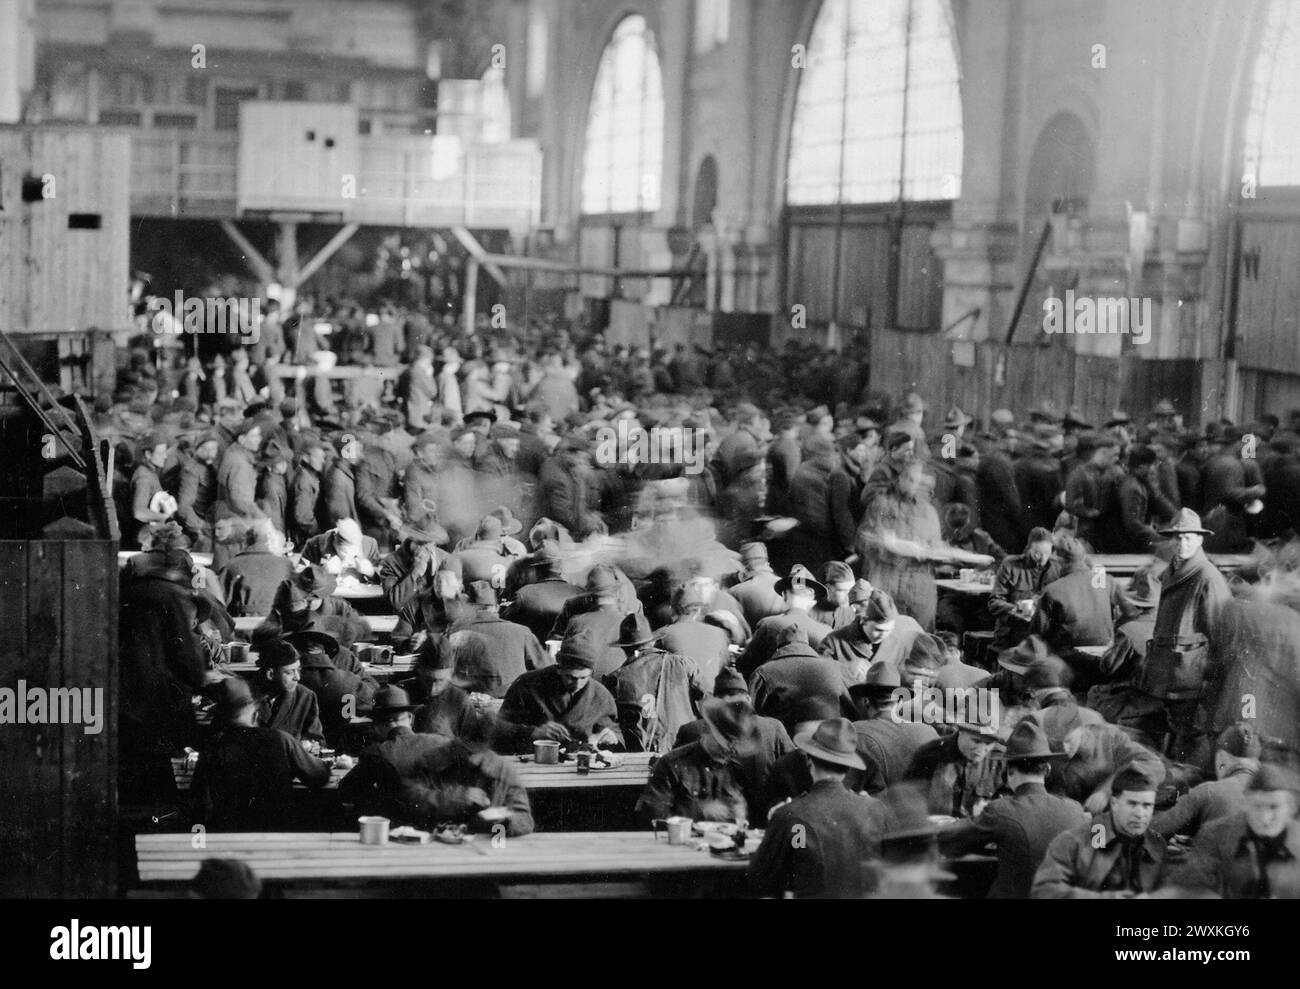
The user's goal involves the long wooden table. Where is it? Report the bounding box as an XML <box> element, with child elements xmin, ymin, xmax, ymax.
<box><xmin>1092</xmin><ymin>553</ymin><xmax>1251</xmax><ymax>575</ymax></box>
<box><xmin>232</xmin><ymin>614</ymin><xmax>399</xmax><ymax>636</ymax></box>
<box><xmin>510</xmin><ymin>752</ymin><xmax>654</xmax><ymax>790</ymax></box>
<box><xmin>134</xmin><ymin>830</ymin><xmax>749</xmax><ymax>886</ymax></box>
<box><xmin>171</xmin><ymin>751</ymin><xmax>655</xmax><ymax>793</ymax></box>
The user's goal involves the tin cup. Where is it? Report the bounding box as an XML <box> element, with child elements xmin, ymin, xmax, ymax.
<box><xmin>958</xmin><ymin>568</ymin><xmax>975</xmax><ymax>583</ymax></box>
<box><xmin>533</xmin><ymin>740</ymin><xmax>560</xmax><ymax>765</ymax></box>
<box><xmin>652</xmin><ymin>816</ymin><xmax>693</xmax><ymax>845</ymax></box>
<box><xmin>358</xmin><ymin>816</ymin><xmax>390</xmax><ymax>845</ymax></box>
<box><xmin>575</xmin><ymin>751</ymin><xmax>592</xmax><ymax>775</ymax></box>
<box><xmin>227</xmin><ymin>641</ymin><xmax>250</xmax><ymax>663</ymax></box>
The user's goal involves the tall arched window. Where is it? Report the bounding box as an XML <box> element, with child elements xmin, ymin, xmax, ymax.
<box><xmin>1242</xmin><ymin>0</ymin><xmax>1300</xmax><ymax>188</ymax></box>
<box><xmin>787</xmin><ymin>0</ymin><xmax>962</xmax><ymax>206</ymax></box>
<box><xmin>783</xmin><ymin>0</ymin><xmax>962</xmax><ymax>336</ymax></box>
<box><xmin>581</xmin><ymin>15</ymin><xmax>664</xmax><ymax>215</ymax></box>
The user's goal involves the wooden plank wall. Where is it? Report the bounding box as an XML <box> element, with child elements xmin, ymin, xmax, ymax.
<box><xmin>0</xmin><ymin>126</ymin><xmax>131</xmax><ymax>335</ymax></box>
<box><xmin>868</xmin><ymin>328</ymin><xmax>1203</xmax><ymax>427</ymax></box>
<box><xmin>0</xmin><ymin>540</ymin><xmax>117</xmax><ymax>898</ymax></box>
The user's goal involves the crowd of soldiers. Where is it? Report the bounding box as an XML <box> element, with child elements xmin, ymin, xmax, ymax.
<box><xmin>108</xmin><ymin>299</ymin><xmax>1300</xmax><ymax>898</ymax></box>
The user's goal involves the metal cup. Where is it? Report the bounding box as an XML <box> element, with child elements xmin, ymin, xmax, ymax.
<box><xmin>533</xmin><ymin>740</ymin><xmax>560</xmax><ymax>765</ymax></box>
<box><xmin>358</xmin><ymin>816</ymin><xmax>390</xmax><ymax>845</ymax></box>
<box><xmin>227</xmin><ymin>641</ymin><xmax>250</xmax><ymax>663</ymax></box>
<box><xmin>652</xmin><ymin>816</ymin><xmax>693</xmax><ymax>845</ymax></box>
<box><xmin>575</xmin><ymin>751</ymin><xmax>592</xmax><ymax>774</ymax></box>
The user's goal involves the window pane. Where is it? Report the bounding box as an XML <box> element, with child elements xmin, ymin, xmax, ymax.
<box><xmin>788</xmin><ymin>0</ymin><xmax>962</xmax><ymax>205</ymax></box>
<box><xmin>582</xmin><ymin>16</ymin><xmax>664</xmax><ymax>215</ymax></box>
<box><xmin>1243</xmin><ymin>0</ymin><xmax>1300</xmax><ymax>187</ymax></box>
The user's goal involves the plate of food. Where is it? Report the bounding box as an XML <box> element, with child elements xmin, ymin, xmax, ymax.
<box><xmin>693</xmin><ymin>821</ymin><xmax>742</xmax><ymax>837</ymax></box>
<box><xmin>585</xmin><ymin>751</ymin><xmax>623</xmax><ymax>770</ymax></box>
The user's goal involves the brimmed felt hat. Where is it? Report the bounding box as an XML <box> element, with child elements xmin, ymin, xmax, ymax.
<box><xmin>610</xmin><ymin>610</ymin><xmax>658</xmax><ymax>649</ymax></box>
<box><xmin>370</xmin><ymin>684</ymin><xmax>418</xmax><ymax>715</ymax></box>
<box><xmin>1159</xmin><ymin>508</ymin><xmax>1213</xmax><ymax>536</ymax></box>
<box><xmin>999</xmin><ymin>634</ymin><xmax>1051</xmax><ymax>675</ymax></box>
<box><xmin>1002</xmin><ymin>719</ymin><xmax>1067</xmax><ymax>762</ymax></box>
<box><xmin>399</xmin><ymin>519</ymin><xmax>449</xmax><ymax>545</ymax></box>
<box><xmin>284</xmin><ymin>629</ymin><xmax>340</xmax><ymax>661</ymax></box>
<box><xmin>795</xmin><ymin>717</ymin><xmax>866</xmax><ymax>771</ymax></box>
<box><xmin>953</xmin><ymin>719</ymin><xmax>1002</xmax><ymax>740</ymax></box>
<box><xmin>774</xmin><ymin>564</ymin><xmax>827</xmax><ymax>600</ymax></box>
<box><xmin>475</xmin><ymin>515</ymin><xmax>504</xmax><ymax>542</ymax></box>
<box><xmin>1075</xmin><ymin>430</ymin><xmax>1119</xmax><ymax>455</ymax></box>
<box><xmin>849</xmin><ymin>661</ymin><xmax>903</xmax><ymax>700</ymax></box>
<box><xmin>292</xmin><ymin>564</ymin><xmax>337</xmax><ymax>599</ymax></box>
<box><xmin>1152</xmin><ymin>399</ymin><xmax>1178</xmax><ymax>417</ymax></box>
<box><xmin>211</xmin><ymin>677</ymin><xmax>256</xmax><ymax>721</ymax></box>
<box><xmin>739</xmin><ymin>541</ymin><xmax>769</xmax><ymax>565</ymax></box>
<box><xmin>463</xmin><ymin>408</ymin><xmax>497</xmax><ymax>425</ymax></box>
<box><xmin>701</xmin><ymin>696</ymin><xmax>759</xmax><ymax>747</ymax></box>
<box><xmin>1122</xmin><ymin>568</ymin><xmax>1161</xmax><ymax>608</ymax></box>
<box><xmin>901</xmin><ymin>634</ymin><xmax>946</xmax><ymax>677</ymax></box>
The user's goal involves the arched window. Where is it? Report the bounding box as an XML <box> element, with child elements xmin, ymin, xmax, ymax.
<box><xmin>782</xmin><ymin>0</ymin><xmax>961</xmax><ymax>335</ymax></box>
<box><xmin>480</xmin><ymin>64</ymin><xmax>511</xmax><ymax>143</ymax></box>
<box><xmin>1242</xmin><ymin>0</ymin><xmax>1300</xmax><ymax>188</ymax></box>
<box><xmin>787</xmin><ymin>0</ymin><xmax>962</xmax><ymax>206</ymax></box>
<box><xmin>581</xmin><ymin>15</ymin><xmax>665</xmax><ymax>215</ymax></box>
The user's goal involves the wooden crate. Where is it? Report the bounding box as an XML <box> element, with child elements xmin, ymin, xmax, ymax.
<box><xmin>0</xmin><ymin>540</ymin><xmax>118</xmax><ymax>897</ymax></box>
<box><xmin>0</xmin><ymin>125</ymin><xmax>130</xmax><ymax>335</ymax></box>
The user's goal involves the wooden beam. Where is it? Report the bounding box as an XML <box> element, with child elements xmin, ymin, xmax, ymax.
<box><xmin>296</xmin><ymin>223</ymin><xmax>360</xmax><ymax>288</ymax></box>
<box><xmin>451</xmin><ymin>226</ymin><xmax>510</xmax><ymax>287</ymax></box>
<box><xmin>218</xmin><ymin>220</ymin><xmax>275</xmax><ymax>284</ymax></box>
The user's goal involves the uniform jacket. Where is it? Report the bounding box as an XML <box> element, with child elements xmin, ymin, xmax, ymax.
<box><xmin>786</xmin><ymin>454</ymin><xmax>857</xmax><ymax>572</ymax></box>
<box><xmin>819</xmin><ymin>616</ymin><xmax>924</xmax><ymax>685</ymax></box>
<box><xmin>176</xmin><ymin>457</ymin><xmax>217</xmax><ymax>540</ymax></box>
<box><xmin>1031</xmin><ymin>811</ymin><xmax>1167</xmax><ymax>898</ymax></box>
<box><xmin>497</xmin><ymin>666</ymin><xmax>622</xmax><ymax>753</ymax></box>
<box><xmin>748</xmin><ymin>643</ymin><xmax>855</xmax><ymax>731</ymax></box>
<box><xmin>737</xmin><ymin>610</ymin><xmax>833</xmax><ymax>678</ymax></box>
<box><xmin>1031</xmin><ymin>567</ymin><xmax>1135</xmax><ymax>651</ymax></box>
<box><xmin>854</xmin><ymin>713</ymin><xmax>939</xmax><ymax>794</ymax></box>
<box><xmin>339</xmin><ymin>727</ymin><xmax>534</xmax><ymax>836</ymax></box>
<box><xmin>603</xmin><ymin>648</ymin><xmax>702</xmax><ymax>753</ymax></box>
<box><xmin>288</xmin><ymin>464</ymin><xmax>322</xmax><ymax>545</ymax></box>
<box><xmin>657</xmin><ymin>618</ymin><xmax>731</xmax><ymax>690</ymax></box>
<box><xmin>942</xmin><ymin>781</ymin><xmax>1089</xmax><ymax>898</ymax></box>
<box><xmin>749</xmin><ymin>780</ymin><xmax>890</xmax><ymax>899</ymax></box>
<box><xmin>254</xmin><ymin>683</ymin><xmax>324</xmax><ymax>743</ymax></box>
<box><xmin>906</xmin><ymin>734</ymin><xmax>1004</xmax><ymax>819</ymax></box>
<box><xmin>1178</xmin><ymin>813</ymin><xmax>1300</xmax><ymax>899</ymax></box>
<box><xmin>192</xmin><ymin>724</ymin><xmax>330</xmax><ymax>831</ymax></box>
<box><xmin>989</xmin><ymin>553</ymin><xmax>1064</xmax><ymax>649</ymax></box>
<box><xmin>1152</xmin><ymin>766</ymin><xmax>1255</xmax><ymax>838</ymax></box>
<box><xmin>978</xmin><ymin>449</ymin><xmax>1026</xmax><ymax>553</ymax></box>
<box><xmin>635</xmin><ymin>739</ymin><xmax>752</xmax><ymax>824</ymax></box>
<box><xmin>502</xmin><ymin>576</ymin><xmax>586</xmax><ymax>644</ymax></box>
<box><xmin>220</xmin><ymin>550</ymin><xmax>294</xmax><ymax>617</ymax></box>
<box><xmin>446</xmin><ymin>611</ymin><xmax>548</xmax><ymax>698</ymax></box>
<box><xmin>1138</xmin><ymin>549</ymin><xmax>1231</xmax><ymax>700</ymax></box>
<box><xmin>412</xmin><ymin>684</ymin><xmax>477</xmax><ymax>740</ymax></box>
<box><xmin>729</xmin><ymin>571</ymin><xmax>787</xmax><ymax>628</ymax></box>
<box><xmin>1049</xmin><ymin>722</ymin><xmax>1165</xmax><ymax>804</ymax></box>
<box><xmin>319</xmin><ymin>460</ymin><xmax>358</xmax><ymax>532</ymax></box>
<box><xmin>1013</xmin><ymin>453</ymin><xmax>1064</xmax><ymax>534</ymax></box>
<box><xmin>215</xmin><ymin>443</ymin><xmax>265</xmax><ymax>522</ymax></box>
